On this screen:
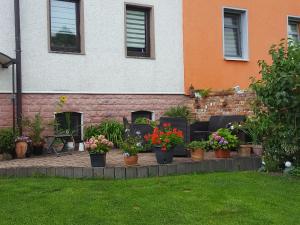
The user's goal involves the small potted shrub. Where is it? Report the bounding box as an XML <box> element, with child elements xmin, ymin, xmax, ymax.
<box><xmin>22</xmin><ymin>113</ymin><xmax>45</xmax><ymax>155</ymax></box>
<box><xmin>239</xmin><ymin>117</ymin><xmax>264</xmax><ymax>156</ymax></box>
<box><xmin>120</xmin><ymin>136</ymin><xmax>143</xmax><ymax>166</ymax></box>
<box><xmin>15</xmin><ymin>136</ymin><xmax>31</xmax><ymax>159</ymax></box>
<box><xmin>187</xmin><ymin>141</ymin><xmax>207</xmax><ymax>161</ymax></box>
<box><xmin>208</xmin><ymin>128</ymin><xmax>238</xmax><ymax>158</ymax></box>
<box><xmin>144</xmin><ymin>123</ymin><xmax>184</xmax><ymax>164</ymax></box>
<box><xmin>0</xmin><ymin>128</ymin><xmax>16</xmax><ymax>160</ymax></box>
<box><xmin>85</xmin><ymin>135</ymin><xmax>113</xmax><ymax>167</ymax></box>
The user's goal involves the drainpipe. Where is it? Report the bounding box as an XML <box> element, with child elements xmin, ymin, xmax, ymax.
<box><xmin>14</xmin><ymin>0</ymin><xmax>22</xmax><ymax>134</ymax></box>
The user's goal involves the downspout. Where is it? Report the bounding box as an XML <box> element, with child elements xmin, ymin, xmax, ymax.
<box><xmin>14</xmin><ymin>0</ymin><xmax>22</xmax><ymax>134</ymax></box>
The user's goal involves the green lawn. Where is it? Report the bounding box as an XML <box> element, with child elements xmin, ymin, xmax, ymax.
<box><xmin>0</xmin><ymin>172</ymin><xmax>299</xmax><ymax>225</ymax></box>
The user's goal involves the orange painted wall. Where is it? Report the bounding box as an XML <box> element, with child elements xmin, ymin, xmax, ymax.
<box><xmin>183</xmin><ymin>0</ymin><xmax>300</xmax><ymax>92</ymax></box>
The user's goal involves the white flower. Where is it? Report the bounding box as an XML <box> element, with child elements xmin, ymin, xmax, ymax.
<box><xmin>230</xmin><ymin>125</ymin><xmax>234</xmax><ymax>130</ymax></box>
<box><xmin>285</xmin><ymin>161</ymin><xmax>292</xmax><ymax>168</ymax></box>
<box><xmin>262</xmin><ymin>161</ymin><xmax>266</xmax><ymax>166</ymax></box>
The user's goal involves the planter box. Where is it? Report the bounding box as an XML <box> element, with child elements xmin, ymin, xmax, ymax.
<box><xmin>160</xmin><ymin>117</ymin><xmax>190</xmax><ymax>157</ymax></box>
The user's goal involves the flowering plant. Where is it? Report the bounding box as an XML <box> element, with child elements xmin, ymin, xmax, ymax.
<box><xmin>15</xmin><ymin>136</ymin><xmax>32</xmax><ymax>143</ymax></box>
<box><xmin>84</xmin><ymin>135</ymin><xmax>113</xmax><ymax>154</ymax></box>
<box><xmin>144</xmin><ymin>123</ymin><xmax>184</xmax><ymax>151</ymax></box>
<box><xmin>120</xmin><ymin>136</ymin><xmax>143</xmax><ymax>157</ymax></box>
<box><xmin>208</xmin><ymin>128</ymin><xmax>238</xmax><ymax>151</ymax></box>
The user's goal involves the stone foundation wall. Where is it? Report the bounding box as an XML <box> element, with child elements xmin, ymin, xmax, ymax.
<box><xmin>0</xmin><ymin>93</ymin><xmax>190</xmax><ymax>131</ymax></box>
<box><xmin>191</xmin><ymin>91</ymin><xmax>256</xmax><ymax>121</ymax></box>
<box><xmin>0</xmin><ymin>92</ymin><xmax>256</xmax><ymax>131</ymax></box>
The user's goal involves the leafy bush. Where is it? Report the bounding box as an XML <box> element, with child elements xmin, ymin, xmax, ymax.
<box><xmin>164</xmin><ymin>105</ymin><xmax>192</xmax><ymax>122</ymax></box>
<box><xmin>208</xmin><ymin>128</ymin><xmax>239</xmax><ymax>151</ymax></box>
<box><xmin>251</xmin><ymin>40</ymin><xmax>300</xmax><ymax>170</ymax></box>
<box><xmin>187</xmin><ymin>141</ymin><xmax>208</xmax><ymax>151</ymax></box>
<box><xmin>0</xmin><ymin>128</ymin><xmax>16</xmax><ymax>154</ymax></box>
<box><xmin>84</xmin><ymin>125</ymin><xmax>101</xmax><ymax>140</ymax></box>
<box><xmin>134</xmin><ymin>118</ymin><xmax>157</xmax><ymax>128</ymax></box>
<box><xmin>22</xmin><ymin>113</ymin><xmax>45</xmax><ymax>145</ymax></box>
<box><xmin>98</xmin><ymin>120</ymin><xmax>125</xmax><ymax>147</ymax></box>
<box><xmin>120</xmin><ymin>136</ymin><xmax>143</xmax><ymax>156</ymax></box>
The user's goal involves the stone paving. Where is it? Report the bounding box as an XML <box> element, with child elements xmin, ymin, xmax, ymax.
<box><xmin>0</xmin><ymin>149</ymin><xmax>238</xmax><ymax>168</ymax></box>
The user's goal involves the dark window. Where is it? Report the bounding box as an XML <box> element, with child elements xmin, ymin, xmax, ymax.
<box><xmin>131</xmin><ymin>111</ymin><xmax>152</xmax><ymax>122</ymax></box>
<box><xmin>224</xmin><ymin>12</ymin><xmax>242</xmax><ymax>57</ymax></box>
<box><xmin>55</xmin><ymin>112</ymin><xmax>82</xmax><ymax>142</ymax></box>
<box><xmin>50</xmin><ymin>0</ymin><xmax>81</xmax><ymax>52</ymax></box>
<box><xmin>126</xmin><ymin>5</ymin><xmax>151</xmax><ymax>57</ymax></box>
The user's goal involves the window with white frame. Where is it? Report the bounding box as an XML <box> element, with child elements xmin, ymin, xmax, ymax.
<box><xmin>288</xmin><ymin>17</ymin><xmax>300</xmax><ymax>42</ymax></box>
<box><xmin>223</xmin><ymin>8</ymin><xmax>248</xmax><ymax>60</ymax></box>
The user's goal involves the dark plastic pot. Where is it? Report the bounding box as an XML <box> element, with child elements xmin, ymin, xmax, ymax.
<box><xmin>90</xmin><ymin>153</ymin><xmax>106</xmax><ymax>167</ymax></box>
<box><xmin>154</xmin><ymin>146</ymin><xmax>174</xmax><ymax>164</ymax></box>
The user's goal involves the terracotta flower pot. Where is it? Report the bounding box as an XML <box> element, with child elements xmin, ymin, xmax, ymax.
<box><xmin>124</xmin><ymin>155</ymin><xmax>138</xmax><ymax>166</ymax></box>
<box><xmin>191</xmin><ymin>149</ymin><xmax>205</xmax><ymax>161</ymax></box>
<box><xmin>252</xmin><ymin>145</ymin><xmax>263</xmax><ymax>156</ymax></box>
<box><xmin>214</xmin><ymin>149</ymin><xmax>231</xmax><ymax>158</ymax></box>
<box><xmin>15</xmin><ymin>141</ymin><xmax>28</xmax><ymax>159</ymax></box>
<box><xmin>239</xmin><ymin>145</ymin><xmax>252</xmax><ymax>157</ymax></box>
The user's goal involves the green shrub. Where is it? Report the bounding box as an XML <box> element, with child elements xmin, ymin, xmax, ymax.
<box><xmin>187</xmin><ymin>141</ymin><xmax>208</xmax><ymax>151</ymax></box>
<box><xmin>84</xmin><ymin>125</ymin><xmax>101</xmax><ymax>140</ymax></box>
<box><xmin>134</xmin><ymin>118</ymin><xmax>157</xmax><ymax>128</ymax></box>
<box><xmin>98</xmin><ymin>120</ymin><xmax>124</xmax><ymax>147</ymax></box>
<box><xmin>22</xmin><ymin>113</ymin><xmax>45</xmax><ymax>145</ymax></box>
<box><xmin>251</xmin><ymin>40</ymin><xmax>300</xmax><ymax>171</ymax></box>
<box><xmin>120</xmin><ymin>136</ymin><xmax>143</xmax><ymax>156</ymax></box>
<box><xmin>0</xmin><ymin>128</ymin><xmax>16</xmax><ymax>154</ymax></box>
<box><xmin>164</xmin><ymin>105</ymin><xmax>192</xmax><ymax>122</ymax></box>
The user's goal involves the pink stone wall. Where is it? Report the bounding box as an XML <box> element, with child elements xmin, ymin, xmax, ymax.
<box><xmin>0</xmin><ymin>93</ymin><xmax>189</xmax><ymax>132</ymax></box>
<box><xmin>0</xmin><ymin>92</ymin><xmax>255</xmax><ymax>133</ymax></box>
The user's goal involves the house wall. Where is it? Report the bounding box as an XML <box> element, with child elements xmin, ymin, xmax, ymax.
<box><xmin>0</xmin><ymin>0</ymin><xmax>184</xmax><ymax>94</ymax></box>
<box><xmin>183</xmin><ymin>0</ymin><xmax>300</xmax><ymax>92</ymax></box>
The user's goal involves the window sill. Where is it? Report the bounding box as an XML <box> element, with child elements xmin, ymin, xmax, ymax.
<box><xmin>48</xmin><ymin>50</ymin><xmax>86</xmax><ymax>56</ymax></box>
<box><xmin>224</xmin><ymin>57</ymin><xmax>249</xmax><ymax>62</ymax></box>
<box><xmin>126</xmin><ymin>55</ymin><xmax>156</xmax><ymax>60</ymax></box>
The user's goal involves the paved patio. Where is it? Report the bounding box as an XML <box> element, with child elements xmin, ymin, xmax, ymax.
<box><xmin>0</xmin><ymin>149</ymin><xmax>239</xmax><ymax>168</ymax></box>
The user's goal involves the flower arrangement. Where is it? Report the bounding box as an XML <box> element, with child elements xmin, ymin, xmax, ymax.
<box><xmin>144</xmin><ymin>123</ymin><xmax>184</xmax><ymax>151</ymax></box>
<box><xmin>208</xmin><ymin>128</ymin><xmax>238</xmax><ymax>151</ymax></box>
<box><xmin>84</xmin><ymin>135</ymin><xmax>113</xmax><ymax>154</ymax></box>
<box><xmin>120</xmin><ymin>136</ymin><xmax>143</xmax><ymax>157</ymax></box>
<box><xmin>15</xmin><ymin>136</ymin><xmax>32</xmax><ymax>143</ymax></box>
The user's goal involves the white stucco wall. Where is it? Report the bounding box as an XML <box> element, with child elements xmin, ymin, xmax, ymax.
<box><xmin>0</xmin><ymin>0</ymin><xmax>184</xmax><ymax>94</ymax></box>
<box><xmin>0</xmin><ymin>0</ymin><xmax>15</xmax><ymax>93</ymax></box>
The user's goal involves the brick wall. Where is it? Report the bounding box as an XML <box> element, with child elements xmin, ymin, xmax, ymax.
<box><xmin>0</xmin><ymin>92</ymin><xmax>255</xmax><ymax>132</ymax></box>
<box><xmin>0</xmin><ymin>93</ymin><xmax>189</xmax><ymax>132</ymax></box>
<box><xmin>191</xmin><ymin>91</ymin><xmax>256</xmax><ymax>121</ymax></box>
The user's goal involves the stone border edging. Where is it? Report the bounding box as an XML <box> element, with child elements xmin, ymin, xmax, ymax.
<box><xmin>0</xmin><ymin>157</ymin><xmax>262</xmax><ymax>179</ymax></box>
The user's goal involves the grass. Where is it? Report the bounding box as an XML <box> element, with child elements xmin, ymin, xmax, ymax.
<box><xmin>0</xmin><ymin>172</ymin><xmax>299</xmax><ymax>225</ymax></box>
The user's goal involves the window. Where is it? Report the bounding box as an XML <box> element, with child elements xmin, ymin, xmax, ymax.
<box><xmin>125</xmin><ymin>5</ymin><xmax>153</xmax><ymax>58</ymax></box>
<box><xmin>223</xmin><ymin>8</ymin><xmax>248</xmax><ymax>60</ymax></box>
<box><xmin>49</xmin><ymin>0</ymin><xmax>81</xmax><ymax>53</ymax></box>
<box><xmin>288</xmin><ymin>18</ymin><xmax>300</xmax><ymax>42</ymax></box>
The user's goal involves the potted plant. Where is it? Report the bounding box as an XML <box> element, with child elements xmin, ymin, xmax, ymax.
<box><xmin>144</xmin><ymin>123</ymin><xmax>184</xmax><ymax>164</ymax></box>
<box><xmin>15</xmin><ymin>136</ymin><xmax>31</xmax><ymax>159</ymax></box>
<box><xmin>0</xmin><ymin>128</ymin><xmax>16</xmax><ymax>160</ymax></box>
<box><xmin>85</xmin><ymin>135</ymin><xmax>113</xmax><ymax>167</ymax></box>
<box><xmin>187</xmin><ymin>141</ymin><xmax>207</xmax><ymax>161</ymax></box>
<box><xmin>208</xmin><ymin>128</ymin><xmax>238</xmax><ymax>158</ymax></box>
<box><xmin>239</xmin><ymin>117</ymin><xmax>264</xmax><ymax>156</ymax></box>
<box><xmin>120</xmin><ymin>136</ymin><xmax>143</xmax><ymax>166</ymax></box>
<box><xmin>161</xmin><ymin>105</ymin><xmax>192</xmax><ymax>156</ymax></box>
<box><xmin>22</xmin><ymin>113</ymin><xmax>45</xmax><ymax>155</ymax></box>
